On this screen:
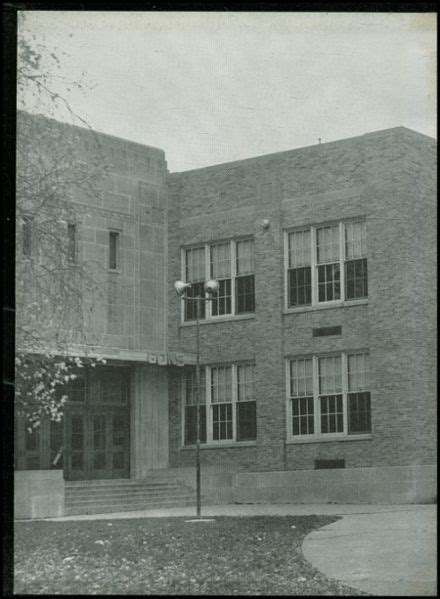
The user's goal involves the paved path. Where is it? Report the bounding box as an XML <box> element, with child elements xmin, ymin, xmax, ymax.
<box><xmin>40</xmin><ymin>503</ymin><xmax>436</xmax><ymax>596</ymax></box>
<box><xmin>302</xmin><ymin>504</ymin><xmax>437</xmax><ymax>596</ymax></box>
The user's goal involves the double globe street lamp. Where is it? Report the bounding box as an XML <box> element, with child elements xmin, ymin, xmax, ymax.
<box><xmin>174</xmin><ymin>278</ymin><xmax>219</xmax><ymax>517</ymax></box>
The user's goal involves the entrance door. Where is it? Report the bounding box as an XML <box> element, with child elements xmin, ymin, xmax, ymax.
<box><xmin>64</xmin><ymin>366</ymin><xmax>131</xmax><ymax>481</ymax></box>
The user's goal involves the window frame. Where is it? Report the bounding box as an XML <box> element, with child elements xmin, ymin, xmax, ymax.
<box><xmin>181</xmin><ymin>362</ymin><xmax>256</xmax><ymax>447</ymax></box>
<box><xmin>180</xmin><ymin>238</ymin><xmax>255</xmax><ymax>323</ymax></box>
<box><xmin>108</xmin><ymin>229</ymin><xmax>121</xmax><ymax>271</ymax></box>
<box><xmin>284</xmin><ymin>219</ymin><xmax>367</xmax><ymax>311</ymax></box>
<box><xmin>67</xmin><ymin>222</ymin><xmax>78</xmax><ymax>264</ymax></box>
<box><xmin>286</xmin><ymin>351</ymin><xmax>371</xmax><ymax>443</ymax></box>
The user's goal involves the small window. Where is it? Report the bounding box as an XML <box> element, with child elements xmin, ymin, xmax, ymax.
<box><xmin>22</xmin><ymin>219</ymin><xmax>32</xmax><ymax>257</ymax></box>
<box><xmin>109</xmin><ymin>231</ymin><xmax>120</xmax><ymax>270</ymax></box>
<box><xmin>67</xmin><ymin>223</ymin><xmax>77</xmax><ymax>263</ymax></box>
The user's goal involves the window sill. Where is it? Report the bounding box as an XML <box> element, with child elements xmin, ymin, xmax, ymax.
<box><xmin>180</xmin><ymin>441</ymin><xmax>257</xmax><ymax>450</ymax></box>
<box><xmin>180</xmin><ymin>313</ymin><xmax>255</xmax><ymax>327</ymax></box>
<box><xmin>108</xmin><ymin>268</ymin><xmax>121</xmax><ymax>274</ymax></box>
<box><xmin>286</xmin><ymin>434</ymin><xmax>372</xmax><ymax>445</ymax></box>
<box><xmin>283</xmin><ymin>299</ymin><xmax>368</xmax><ymax>315</ymax></box>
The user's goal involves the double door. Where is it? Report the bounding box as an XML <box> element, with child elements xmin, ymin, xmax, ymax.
<box><xmin>66</xmin><ymin>408</ymin><xmax>129</xmax><ymax>480</ymax></box>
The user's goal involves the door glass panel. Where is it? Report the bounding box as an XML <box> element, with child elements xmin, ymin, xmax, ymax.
<box><xmin>93</xmin><ymin>415</ymin><xmax>106</xmax><ymax>450</ymax></box>
<box><xmin>50</xmin><ymin>421</ymin><xmax>63</xmax><ymax>468</ymax></box>
<box><xmin>113</xmin><ymin>415</ymin><xmax>125</xmax><ymax>447</ymax></box>
<box><xmin>71</xmin><ymin>416</ymin><xmax>84</xmax><ymax>450</ymax></box>
<box><xmin>93</xmin><ymin>415</ymin><xmax>106</xmax><ymax>470</ymax></box>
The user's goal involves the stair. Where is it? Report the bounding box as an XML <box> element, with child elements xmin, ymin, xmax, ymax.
<box><xmin>65</xmin><ymin>477</ymin><xmax>196</xmax><ymax>516</ymax></box>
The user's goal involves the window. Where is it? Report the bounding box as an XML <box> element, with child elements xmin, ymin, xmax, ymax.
<box><xmin>183</xmin><ymin>369</ymin><xmax>207</xmax><ymax>445</ymax></box>
<box><xmin>288</xmin><ymin>352</ymin><xmax>371</xmax><ymax>440</ymax></box>
<box><xmin>182</xmin><ymin>363</ymin><xmax>256</xmax><ymax>445</ymax></box>
<box><xmin>290</xmin><ymin>358</ymin><xmax>314</xmax><ymax>435</ymax></box>
<box><xmin>286</xmin><ymin>220</ymin><xmax>367</xmax><ymax>308</ymax></box>
<box><xmin>345</xmin><ymin>221</ymin><xmax>368</xmax><ymax>299</ymax></box>
<box><xmin>288</xmin><ymin>230</ymin><xmax>311</xmax><ymax>307</ymax></box>
<box><xmin>184</xmin><ymin>247</ymin><xmax>206</xmax><ymax>320</ymax></box>
<box><xmin>109</xmin><ymin>231</ymin><xmax>120</xmax><ymax>270</ymax></box>
<box><xmin>22</xmin><ymin>218</ymin><xmax>32</xmax><ymax>257</ymax></box>
<box><xmin>347</xmin><ymin>353</ymin><xmax>371</xmax><ymax>434</ymax></box>
<box><xmin>236</xmin><ymin>239</ymin><xmax>255</xmax><ymax>313</ymax></box>
<box><xmin>210</xmin><ymin>243</ymin><xmax>232</xmax><ymax>317</ymax></box>
<box><xmin>67</xmin><ymin>223</ymin><xmax>77</xmax><ymax>263</ymax></box>
<box><xmin>182</xmin><ymin>239</ymin><xmax>255</xmax><ymax>321</ymax></box>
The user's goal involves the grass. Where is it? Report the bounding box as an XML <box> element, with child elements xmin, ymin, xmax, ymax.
<box><xmin>14</xmin><ymin>515</ymin><xmax>369</xmax><ymax>595</ymax></box>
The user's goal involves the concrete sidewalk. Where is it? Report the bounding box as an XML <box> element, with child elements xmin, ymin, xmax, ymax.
<box><xmin>302</xmin><ymin>504</ymin><xmax>437</xmax><ymax>596</ymax></box>
<box><xmin>40</xmin><ymin>503</ymin><xmax>436</xmax><ymax>596</ymax></box>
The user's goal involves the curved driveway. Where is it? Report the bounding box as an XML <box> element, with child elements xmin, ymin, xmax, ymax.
<box><xmin>302</xmin><ymin>505</ymin><xmax>437</xmax><ymax>596</ymax></box>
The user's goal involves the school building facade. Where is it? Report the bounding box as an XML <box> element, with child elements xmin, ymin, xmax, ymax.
<box><xmin>15</xmin><ymin>115</ymin><xmax>436</xmax><ymax>517</ymax></box>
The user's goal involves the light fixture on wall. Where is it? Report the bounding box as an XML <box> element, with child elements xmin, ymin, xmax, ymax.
<box><xmin>261</xmin><ymin>219</ymin><xmax>270</xmax><ymax>229</ymax></box>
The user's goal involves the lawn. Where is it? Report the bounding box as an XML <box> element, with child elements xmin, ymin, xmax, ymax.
<box><xmin>14</xmin><ymin>515</ymin><xmax>369</xmax><ymax>595</ymax></box>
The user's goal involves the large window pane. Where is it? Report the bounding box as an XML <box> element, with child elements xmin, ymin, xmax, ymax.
<box><xmin>210</xmin><ymin>243</ymin><xmax>231</xmax><ymax>279</ymax></box>
<box><xmin>316</xmin><ymin>225</ymin><xmax>339</xmax><ymax>264</ymax></box>
<box><xmin>320</xmin><ymin>395</ymin><xmax>343</xmax><ymax>433</ymax></box>
<box><xmin>292</xmin><ymin>396</ymin><xmax>314</xmax><ymax>436</ymax></box>
<box><xmin>185</xmin><ymin>405</ymin><xmax>207</xmax><ymax>445</ymax></box>
<box><xmin>185</xmin><ymin>247</ymin><xmax>205</xmax><ymax>282</ymax></box>
<box><xmin>288</xmin><ymin>267</ymin><xmax>311</xmax><ymax>306</ymax></box>
<box><xmin>236</xmin><ymin>239</ymin><xmax>254</xmax><ymax>275</ymax></box>
<box><xmin>211</xmin><ymin>366</ymin><xmax>232</xmax><ymax>403</ymax></box>
<box><xmin>345</xmin><ymin>221</ymin><xmax>367</xmax><ymax>260</ymax></box>
<box><xmin>236</xmin><ymin>401</ymin><xmax>256</xmax><ymax>441</ymax></box>
<box><xmin>348</xmin><ymin>392</ymin><xmax>371</xmax><ymax>434</ymax></box>
<box><xmin>211</xmin><ymin>279</ymin><xmax>231</xmax><ymax>316</ymax></box>
<box><xmin>318</xmin><ymin>263</ymin><xmax>340</xmax><ymax>302</ymax></box>
<box><xmin>236</xmin><ymin>275</ymin><xmax>255</xmax><ymax>313</ymax></box>
<box><xmin>184</xmin><ymin>281</ymin><xmax>206</xmax><ymax>321</ymax></box>
<box><xmin>345</xmin><ymin>258</ymin><xmax>368</xmax><ymax>299</ymax></box>
<box><xmin>212</xmin><ymin>403</ymin><xmax>233</xmax><ymax>440</ymax></box>
<box><xmin>288</xmin><ymin>230</ymin><xmax>311</xmax><ymax>267</ymax></box>
<box><xmin>319</xmin><ymin>356</ymin><xmax>342</xmax><ymax>394</ymax></box>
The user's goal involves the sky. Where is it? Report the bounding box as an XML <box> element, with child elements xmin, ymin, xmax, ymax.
<box><xmin>18</xmin><ymin>11</ymin><xmax>436</xmax><ymax>173</ymax></box>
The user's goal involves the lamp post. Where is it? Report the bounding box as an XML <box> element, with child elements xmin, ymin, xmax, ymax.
<box><xmin>174</xmin><ymin>278</ymin><xmax>219</xmax><ymax>517</ymax></box>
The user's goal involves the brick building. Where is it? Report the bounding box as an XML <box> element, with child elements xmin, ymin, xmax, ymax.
<box><xmin>15</xmin><ymin>115</ymin><xmax>436</xmax><ymax>516</ymax></box>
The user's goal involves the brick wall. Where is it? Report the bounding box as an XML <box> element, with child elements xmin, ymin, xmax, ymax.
<box><xmin>167</xmin><ymin>127</ymin><xmax>436</xmax><ymax>472</ymax></box>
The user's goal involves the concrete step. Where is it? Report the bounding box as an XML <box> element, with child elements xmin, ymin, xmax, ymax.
<box><xmin>66</xmin><ymin>483</ymin><xmax>184</xmax><ymax>494</ymax></box>
<box><xmin>66</xmin><ymin>485</ymin><xmax>186</xmax><ymax>497</ymax></box>
<box><xmin>67</xmin><ymin>492</ymin><xmax>195</xmax><ymax>506</ymax></box>
<box><xmin>65</xmin><ymin>498</ymin><xmax>196</xmax><ymax>516</ymax></box>
<box><xmin>64</xmin><ymin>477</ymin><xmax>196</xmax><ymax>516</ymax></box>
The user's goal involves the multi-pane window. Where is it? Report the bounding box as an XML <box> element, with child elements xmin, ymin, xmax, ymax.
<box><xmin>347</xmin><ymin>353</ymin><xmax>371</xmax><ymax>434</ymax></box>
<box><xmin>236</xmin><ymin>364</ymin><xmax>256</xmax><ymax>441</ymax></box>
<box><xmin>316</xmin><ymin>226</ymin><xmax>341</xmax><ymax>302</ymax></box>
<box><xmin>286</xmin><ymin>220</ymin><xmax>367</xmax><ymax>308</ymax></box>
<box><xmin>183</xmin><ymin>369</ymin><xmax>207</xmax><ymax>445</ymax></box>
<box><xmin>290</xmin><ymin>358</ymin><xmax>314</xmax><ymax>435</ymax></box>
<box><xmin>211</xmin><ymin>366</ymin><xmax>233</xmax><ymax>440</ymax></box>
<box><xmin>345</xmin><ymin>221</ymin><xmax>368</xmax><ymax>299</ymax></box>
<box><xmin>211</xmin><ymin>243</ymin><xmax>232</xmax><ymax>317</ymax></box>
<box><xmin>182</xmin><ymin>363</ymin><xmax>256</xmax><ymax>445</ymax></box>
<box><xmin>184</xmin><ymin>247</ymin><xmax>206</xmax><ymax>320</ymax></box>
<box><xmin>288</xmin><ymin>230</ymin><xmax>311</xmax><ymax>307</ymax></box>
<box><xmin>109</xmin><ymin>230</ymin><xmax>120</xmax><ymax>270</ymax></box>
<box><xmin>67</xmin><ymin>223</ymin><xmax>77</xmax><ymax>263</ymax></box>
<box><xmin>288</xmin><ymin>352</ymin><xmax>371</xmax><ymax>439</ymax></box>
<box><xmin>182</xmin><ymin>239</ymin><xmax>255</xmax><ymax>321</ymax></box>
<box><xmin>236</xmin><ymin>239</ymin><xmax>255</xmax><ymax>313</ymax></box>
<box><xmin>319</xmin><ymin>355</ymin><xmax>343</xmax><ymax>433</ymax></box>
